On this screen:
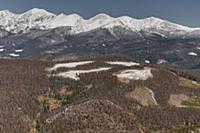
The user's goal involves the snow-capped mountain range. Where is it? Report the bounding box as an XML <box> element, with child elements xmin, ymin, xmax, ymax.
<box><xmin>1</xmin><ymin>8</ymin><xmax>200</xmax><ymax>69</ymax></box>
<box><xmin>1</xmin><ymin>8</ymin><xmax>200</xmax><ymax>37</ymax></box>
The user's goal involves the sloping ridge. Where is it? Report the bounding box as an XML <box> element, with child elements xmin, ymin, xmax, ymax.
<box><xmin>44</xmin><ymin>99</ymin><xmax>139</xmax><ymax>132</ymax></box>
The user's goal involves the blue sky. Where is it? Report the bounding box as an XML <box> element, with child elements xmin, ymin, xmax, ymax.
<box><xmin>1</xmin><ymin>0</ymin><xmax>200</xmax><ymax>27</ymax></box>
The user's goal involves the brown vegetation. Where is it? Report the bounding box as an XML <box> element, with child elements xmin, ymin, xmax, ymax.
<box><xmin>125</xmin><ymin>87</ymin><xmax>158</xmax><ymax>106</ymax></box>
<box><xmin>0</xmin><ymin>56</ymin><xmax>200</xmax><ymax>133</ymax></box>
<box><xmin>168</xmin><ymin>94</ymin><xmax>190</xmax><ymax>107</ymax></box>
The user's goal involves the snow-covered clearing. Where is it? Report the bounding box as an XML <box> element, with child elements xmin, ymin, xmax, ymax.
<box><xmin>0</xmin><ymin>49</ymin><xmax>4</xmax><ymax>52</ymax></box>
<box><xmin>15</xmin><ymin>49</ymin><xmax>23</xmax><ymax>52</ymax></box>
<box><xmin>106</xmin><ymin>61</ymin><xmax>139</xmax><ymax>66</ymax></box>
<box><xmin>48</xmin><ymin>61</ymin><xmax>94</xmax><ymax>71</ymax></box>
<box><xmin>115</xmin><ymin>67</ymin><xmax>153</xmax><ymax>82</ymax></box>
<box><xmin>9</xmin><ymin>53</ymin><xmax>20</xmax><ymax>57</ymax></box>
<box><xmin>188</xmin><ymin>52</ymin><xmax>198</xmax><ymax>56</ymax></box>
<box><xmin>145</xmin><ymin>60</ymin><xmax>150</xmax><ymax>64</ymax></box>
<box><xmin>54</xmin><ymin>67</ymin><xmax>111</xmax><ymax>80</ymax></box>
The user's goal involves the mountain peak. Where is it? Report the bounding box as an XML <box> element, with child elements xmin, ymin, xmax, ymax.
<box><xmin>42</xmin><ymin>13</ymin><xmax>84</xmax><ymax>29</ymax></box>
<box><xmin>117</xmin><ymin>16</ymin><xmax>137</xmax><ymax>22</ymax></box>
<box><xmin>0</xmin><ymin>10</ymin><xmax>15</xmax><ymax>17</ymax></box>
<box><xmin>21</xmin><ymin>8</ymin><xmax>55</xmax><ymax>17</ymax></box>
<box><xmin>25</xmin><ymin>8</ymin><xmax>49</xmax><ymax>13</ymax></box>
<box><xmin>64</xmin><ymin>13</ymin><xmax>83</xmax><ymax>19</ymax></box>
<box><xmin>143</xmin><ymin>16</ymin><xmax>165</xmax><ymax>22</ymax></box>
<box><xmin>0</xmin><ymin>9</ymin><xmax>13</xmax><ymax>13</ymax></box>
<box><xmin>90</xmin><ymin>13</ymin><xmax>112</xmax><ymax>21</ymax></box>
<box><xmin>18</xmin><ymin>8</ymin><xmax>55</xmax><ymax>21</ymax></box>
<box><xmin>147</xmin><ymin>16</ymin><xmax>161</xmax><ymax>20</ymax></box>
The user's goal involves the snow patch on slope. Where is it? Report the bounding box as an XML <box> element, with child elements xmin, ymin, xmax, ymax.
<box><xmin>106</xmin><ymin>61</ymin><xmax>140</xmax><ymax>66</ymax></box>
<box><xmin>54</xmin><ymin>67</ymin><xmax>111</xmax><ymax>80</ymax></box>
<box><xmin>15</xmin><ymin>49</ymin><xmax>23</xmax><ymax>52</ymax></box>
<box><xmin>9</xmin><ymin>53</ymin><xmax>20</xmax><ymax>57</ymax></box>
<box><xmin>0</xmin><ymin>48</ymin><xmax>4</xmax><ymax>52</ymax></box>
<box><xmin>145</xmin><ymin>60</ymin><xmax>150</xmax><ymax>64</ymax></box>
<box><xmin>115</xmin><ymin>67</ymin><xmax>153</xmax><ymax>81</ymax></box>
<box><xmin>188</xmin><ymin>52</ymin><xmax>198</xmax><ymax>56</ymax></box>
<box><xmin>47</xmin><ymin>61</ymin><xmax>94</xmax><ymax>71</ymax></box>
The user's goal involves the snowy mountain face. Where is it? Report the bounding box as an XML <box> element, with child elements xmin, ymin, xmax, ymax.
<box><xmin>42</xmin><ymin>13</ymin><xmax>84</xmax><ymax>29</ymax></box>
<box><xmin>0</xmin><ymin>8</ymin><xmax>56</xmax><ymax>33</ymax></box>
<box><xmin>0</xmin><ymin>8</ymin><xmax>200</xmax><ymax>37</ymax></box>
<box><xmin>16</xmin><ymin>8</ymin><xmax>55</xmax><ymax>31</ymax></box>
<box><xmin>0</xmin><ymin>10</ymin><xmax>18</xmax><ymax>32</ymax></box>
<box><xmin>0</xmin><ymin>28</ymin><xmax>11</xmax><ymax>38</ymax></box>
